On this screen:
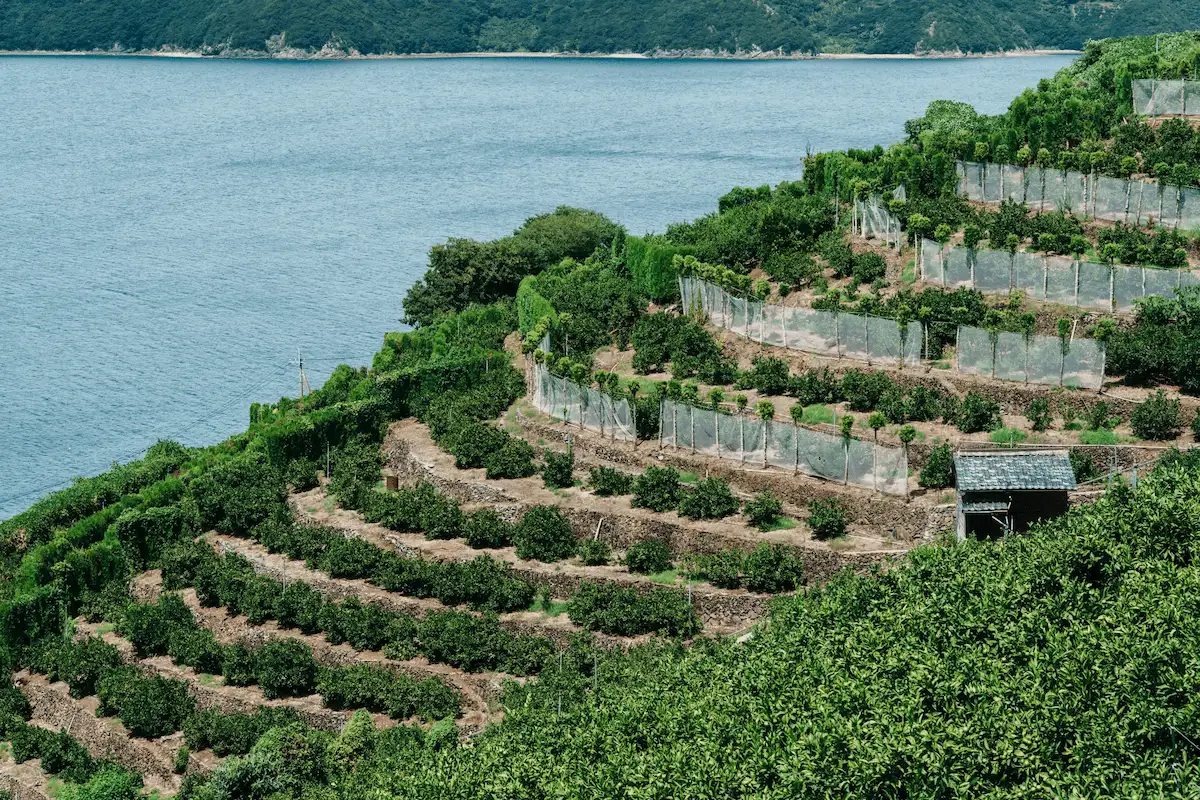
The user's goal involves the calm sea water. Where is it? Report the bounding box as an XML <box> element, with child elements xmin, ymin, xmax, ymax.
<box><xmin>0</xmin><ymin>54</ymin><xmax>1073</xmax><ymax>518</ymax></box>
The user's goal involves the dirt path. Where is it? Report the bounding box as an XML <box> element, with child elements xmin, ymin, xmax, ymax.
<box><xmin>0</xmin><ymin>750</ymin><xmax>56</xmax><ymax>800</ymax></box>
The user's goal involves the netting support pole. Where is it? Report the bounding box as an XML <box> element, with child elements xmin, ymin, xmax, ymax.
<box><xmin>690</xmin><ymin>407</ymin><xmax>695</xmax><ymax>455</ymax></box>
<box><xmin>672</xmin><ymin>402</ymin><xmax>678</xmax><ymax>449</ymax></box>
<box><xmin>843</xmin><ymin>441</ymin><xmax>850</xmax><ymax>486</ymax></box>
<box><xmin>793</xmin><ymin>425</ymin><xmax>800</xmax><ymax>475</ymax></box>
<box><xmin>1142</xmin><ymin>267</ymin><xmax>1146</xmax><ymax>303</ymax></box>
<box><xmin>865</xmin><ymin>322</ymin><xmax>871</xmax><ymax>366</ymax></box>
<box><xmin>873</xmin><ymin>444</ymin><xmax>878</xmax><ymax>493</ymax></box>
<box><xmin>1009</xmin><ymin>253</ymin><xmax>1014</xmax><ymax>293</ymax></box>
<box><xmin>1043</xmin><ymin>258</ymin><xmax>1049</xmax><ymax>300</ymax></box>
<box><xmin>1109</xmin><ymin>265</ymin><xmax>1115</xmax><ymax>313</ymax></box>
<box><xmin>970</xmin><ymin>250</ymin><xmax>976</xmax><ymax>287</ymax></box>
<box><xmin>1124</xmin><ymin>182</ymin><xmax>1131</xmax><ymax>224</ymax></box>
<box><xmin>714</xmin><ymin>412</ymin><xmax>720</xmax><ymax>453</ymax></box>
<box><xmin>954</xmin><ymin>326</ymin><xmax>961</xmax><ymax>373</ymax></box>
<box><xmin>658</xmin><ymin>399</ymin><xmax>664</xmax><ymax>449</ymax></box>
<box><xmin>835</xmin><ymin>313</ymin><xmax>842</xmax><ymax>359</ymax></box>
<box><xmin>762</xmin><ymin>424</ymin><xmax>768</xmax><ymax>468</ymax></box>
<box><xmin>739</xmin><ymin>416</ymin><xmax>745</xmax><ymax>463</ymax></box>
<box><xmin>1074</xmin><ymin>261</ymin><xmax>1080</xmax><ymax>307</ymax></box>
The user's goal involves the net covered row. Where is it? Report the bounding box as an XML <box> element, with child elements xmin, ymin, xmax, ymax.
<box><xmin>679</xmin><ymin>276</ymin><xmax>924</xmax><ymax>366</ymax></box>
<box><xmin>1132</xmin><ymin>79</ymin><xmax>1200</xmax><ymax>116</ymax></box>
<box><xmin>658</xmin><ymin>399</ymin><xmax>908</xmax><ymax>495</ymax></box>
<box><xmin>855</xmin><ymin>194</ymin><xmax>900</xmax><ymax>246</ymax></box>
<box><xmin>921</xmin><ymin>239</ymin><xmax>1200</xmax><ymax>312</ymax></box>
<box><xmin>957</xmin><ymin>161</ymin><xmax>1200</xmax><ymax>230</ymax></box>
<box><xmin>532</xmin><ymin>364</ymin><xmax>636</xmax><ymax>441</ymax></box>
<box><xmin>955</xmin><ymin>327</ymin><xmax>1105</xmax><ymax>390</ymax></box>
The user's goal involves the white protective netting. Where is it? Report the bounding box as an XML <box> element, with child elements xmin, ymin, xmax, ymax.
<box><xmin>1133</xmin><ymin>79</ymin><xmax>1197</xmax><ymax>116</ymax></box>
<box><xmin>954</xmin><ymin>326</ymin><xmax>1105</xmax><ymax>389</ymax></box>
<box><xmin>921</xmin><ymin>242</ymin><xmax>1199</xmax><ymax>312</ymax></box>
<box><xmin>532</xmin><ymin>364</ymin><xmax>636</xmax><ymax>441</ymax></box>
<box><xmin>659</xmin><ymin>399</ymin><xmax>908</xmax><ymax>495</ymax></box>
<box><xmin>957</xmin><ymin>161</ymin><xmax>1200</xmax><ymax>230</ymax></box>
<box><xmin>679</xmin><ymin>277</ymin><xmax>924</xmax><ymax>366</ymax></box>
<box><xmin>856</xmin><ymin>194</ymin><xmax>900</xmax><ymax>247</ymax></box>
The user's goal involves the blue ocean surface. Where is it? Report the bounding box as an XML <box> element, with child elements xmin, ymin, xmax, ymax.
<box><xmin>0</xmin><ymin>54</ymin><xmax>1073</xmax><ymax>518</ymax></box>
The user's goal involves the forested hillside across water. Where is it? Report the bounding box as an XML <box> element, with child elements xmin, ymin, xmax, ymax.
<box><xmin>0</xmin><ymin>0</ymin><xmax>1195</xmax><ymax>56</ymax></box>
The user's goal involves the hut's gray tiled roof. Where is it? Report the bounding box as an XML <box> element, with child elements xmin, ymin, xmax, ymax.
<box><xmin>953</xmin><ymin>450</ymin><xmax>1077</xmax><ymax>492</ymax></box>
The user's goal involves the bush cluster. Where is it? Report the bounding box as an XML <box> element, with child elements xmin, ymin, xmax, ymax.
<box><xmin>630</xmin><ymin>313</ymin><xmax>737</xmax><ymax>384</ymax></box>
<box><xmin>687</xmin><ymin>543</ymin><xmax>805</xmax><ymax>593</ymax></box>
<box><xmin>165</xmin><ymin>540</ymin><xmax>550</xmax><ymax>676</ymax></box>
<box><xmin>623</xmin><ymin>540</ymin><xmax>673</xmax><ymax>575</ymax></box>
<box><xmin>677</xmin><ymin>478</ymin><xmax>740</xmax><ymax>520</ymax></box>
<box><xmin>566</xmin><ymin>582</ymin><xmax>700</xmax><ymax>638</ymax></box>
<box><xmin>807</xmin><ymin>498</ymin><xmax>850</xmax><ymax>540</ymax></box>
<box><xmin>588</xmin><ymin>466</ymin><xmax>633</xmax><ymax>496</ymax></box>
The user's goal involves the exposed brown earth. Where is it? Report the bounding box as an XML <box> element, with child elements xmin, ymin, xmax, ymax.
<box><xmin>0</xmin><ymin>750</ymin><xmax>56</xmax><ymax>800</ymax></box>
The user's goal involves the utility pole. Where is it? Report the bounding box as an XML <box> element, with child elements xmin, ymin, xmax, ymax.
<box><xmin>297</xmin><ymin>350</ymin><xmax>312</xmax><ymax>400</ymax></box>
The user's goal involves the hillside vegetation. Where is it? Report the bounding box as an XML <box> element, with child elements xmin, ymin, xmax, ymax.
<box><xmin>9</xmin><ymin>30</ymin><xmax>1200</xmax><ymax>800</ymax></box>
<box><xmin>0</xmin><ymin>0</ymin><xmax>1193</xmax><ymax>56</ymax></box>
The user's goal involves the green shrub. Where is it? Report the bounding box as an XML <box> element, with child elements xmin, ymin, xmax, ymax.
<box><xmin>168</xmin><ymin>626</ymin><xmax>225</xmax><ymax>675</ymax></box>
<box><xmin>448</xmin><ymin>423</ymin><xmax>510</xmax><ymax>470</ymax></box>
<box><xmin>58</xmin><ymin>764</ymin><xmax>142</xmax><ymax>800</ymax></box>
<box><xmin>220</xmin><ymin>644</ymin><xmax>257</xmax><ymax>687</ymax></box>
<box><xmin>96</xmin><ymin>667</ymin><xmax>193</xmax><ymax>738</ymax></box>
<box><xmin>807</xmin><ymin>498</ymin><xmax>849</xmax><ymax>540</ymax></box>
<box><xmin>189</xmin><ymin>455</ymin><xmax>287</xmax><ymax>536</ymax></box>
<box><xmin>1069</xmin><ymin>448</ymin><xmax>1100</xmax><ymax>483</ymax></box>
<box><xmin>742</xmin><ymin>544</ymin><xmax>805</xmax><ymax>593</ymax></box>
<box><xmin>677</xmin><ymin>477</ymin><xmax>739</xmax><ymax>520</ymax></box>
<box><xmin>1131</xmin><ymin>390</ymin><xmax>1183</xmax><ymax>441</ymax></box>
<box><xmin>631</xmin><ymin>467</ymin><xmax>682</xmax><ymax>512</ymax></box>
<box><xmin>576</xmin><ymin>539</ymin><xmax>612</xmax><ymax>566</ymax></box>
<box><xmin>419</xmin><ymin>496</ymin><xmax>465</xmax><ymax>541</ymax></box>
<box><xmin>11</xmin><ymin>725</ymin><xmax>97</xmax><ymax>784</ymax></box>
<box><xmin>566</xmin><ymin>582</ymin><xmax>699</xmax><ymax>637</ymax></box>
<box><xmin>275</xmin><ymin>581</ymin><xmax>324</xmax><ymax>634</ymax></box>
<box><xmin>39</xmin><ymin>636</ymin><xmax>122</xmax><ymax>700</ymax></box>
<box><xmin>484</xmin><ymin>439</ymin><xmax>538</xmax><ymax>480</ymax></box>
<box><xmin>317</xmin><ymin>664</ymin><xmax>460</xmax><ymax>723</ymax></box>
<box><xmin>253</xmin><ymin>640</ymin><xmax>318</xmax><ymax>699</ymax></box>
<box><xmin>118</xmin><ymin>593</ymin><xmax>196</xmax><ymax>658</ymax></box>
<box><xmin>513</xmin><ymin>506</ymin><xmax>576</xmax><ymax>562</ymax></box>
<box><xmin>687</xmin><ymin>551</ymin><xmax>744</xmax><ymax>589</ymax></box>
<box><xmin>624</xmin><ymin>540</ymin><xmax>673</xmax><ymax>575</ymax></box>
<box><xmin>541</xmin><ymin>448</ymin><xmax>575</xmax><ymax>489</ymax></box>
<box><xmin>328</xmin><ymin>439</ymin><xmax>384</xmax><ymax>509</ymax></box>
<box><xmin>320</xmin><ymin>535</ymin><xmax>382</xmax><ymax>578</ymax></box>
<box><xmin>957</xmin><ymin>392</ymin><xmax>1001</xmax><ymax>434</ymax></box>
<box><xmin>462</xmin><ymin>509</ymin><xmax>514</xmax><ymax>549</ymax></box>
<box><xmin>588</xmin><ymin>466</ymin><xmax>633</xmax><ymax>496</ymax></box>
<box><xmin>182</xmin><ymin>707</ymin><xmax>301</xmax><ymax>757</ymax></box>
<box><xmin>1025</xmin><ymin>398</ymin><xmax>1053</xmax><ymax>432</ymax></box>
<box><xmin>285</xmin><ymin>458</ymin><xmax>320</xmax><ymax>492</ymax></box>
<box><xmin>920</xmin><ymin>444</ymin><xmax>955</xmax><ymax>489</ymax></box>
<box><xmin>743</xmin><ymin>491</ymin><xmax>784</xmax><ymax>530</ymax></box>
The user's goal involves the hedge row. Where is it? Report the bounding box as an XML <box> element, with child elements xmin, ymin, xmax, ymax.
<box><xmin>163</xmin><ymin>540</ymin><xmax>555</xmax><ymax>676</ymax></box>
<box><xmin>567</xmin><ymin>582</ymin><xmax>699</xmax><ymax>638</ymax></box>
<box><xmin>685</xmin><ymin>543</ymin><xmax>806</xmax><ymax>593</ymax></box>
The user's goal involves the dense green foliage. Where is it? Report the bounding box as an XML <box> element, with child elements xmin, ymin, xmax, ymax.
<box><xmin>1108</xmin><ymin>287</ymin><xmax>1200</xmax><ymax>396</ymax></box>
<box><xmin>0</xmin><ymin>0</ymin><xmax>1187</xmax><ymax>57</ymax></box>
<box><xmin>687</xmin><ymin>542</ymin><xmax>805</xmax><ymax>592</ymax></box>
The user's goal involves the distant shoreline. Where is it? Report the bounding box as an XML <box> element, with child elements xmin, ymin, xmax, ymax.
<box><xmin>0</xmin><ymin>47</ymin><xmax>1082</xmax><ymax>61</ymax></box>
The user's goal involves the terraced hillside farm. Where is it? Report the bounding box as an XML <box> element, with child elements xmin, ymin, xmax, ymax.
<box><xmin>7</xmin><ymin>31</ymin><xmax>1200</xmax><ymax>799</ymax></box>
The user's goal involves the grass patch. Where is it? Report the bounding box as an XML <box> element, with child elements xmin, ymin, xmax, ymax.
<box><xmin>828</xmin><ymin>537</ymin><xmax>855</xmax><ymax>551</ymax></box>
<box><xmin>902</xmin><ymin>259</ymin><xmax>916</xmax><ymax>284</ymax></box>
<box><xmin>197</xmin><ymin>673</ymin><xmax>223</xmax><ymax>687</ymax></box>
<box><xmin>933</xmin><ymin>359</ymin><xmax>953</xmax><ymax>370</ymax></box>
<box><xmin>1079</xmin><ymin>428</ymin><xmax>1119</xmax><ymax>445</ymax></box>
<box><xmin>939</xmin><ymin>492</ymin><xmax>956</xmax><ymax>504</ymax></box>
<box><xmin>677</xmin><ymin>471</ymin><xmax>699</xmax><ymax>484</ymax></box>
<box><xmin>647</xmin><ymin>569</ymin><xmax>682</xmax><ymax>585</ymax></box>
<box><xmin>95</xmin><ymin>622</ymin><xmax>115</xmax><ymax>635</ymax></box>
<box><xmin>537</xmin><ymin>438</ymin><xmax>546</xmax><ymax>446</ymax></box>
<box><xmin>530</xmin><ymin>599</ymin><xmax>570</xmax><ymax>617</ymax></box>
<box><xmin>989</xmin><ymin>427</ymin><xmax>1028</xmax><ymax>445</ymax></box>
<box><xmin>323</xmin><ymin>497</ymin><xmax>335</xmax><ymax>513</ymax></box>
<box><xmin>801</xmin><ymin>404</ymin><xmax>835</xmax><ymax>425</ymax></box>
<box><xmin>759</xmin><ymin>515</ymin><xmax>798</xmax><ymax>532</ymax></box>
<box><xmin>46</xmin><ymin>778</ymin><xmax>64</xmax><ymax>798</ymax></box>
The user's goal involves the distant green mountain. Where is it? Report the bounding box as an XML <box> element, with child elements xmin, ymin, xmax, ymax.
<box><xmin>0</xmin><ymin>0</ymin><xmax>1196</xmax><ymax>56</ymax></box>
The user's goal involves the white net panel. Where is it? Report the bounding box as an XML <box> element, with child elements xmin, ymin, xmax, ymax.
<box><xmin>945</xmin><ymin>247</ymin><xmax>973</xmax><ymax>286</ymax></box>
<box><xmin>956</xmin><ymin>326</ymin><xmax>995</xmax><ymax>378</ymax></box>
<box><xmin>1044</xmin><ymin>257</ymin><xmax>1077</xmax><ymax>305</ymax></box>
<box><xmin>679</xmin><ymin>277</ymin><xmax>923</xmax><ymax>366</ymax></box>
<box><xmin>657</xmin><ymin>400</ymin><xmax>907</xmax><ymax>494</ymax></box>
<box><xmin>1012</xmin><ymin>251</ymin><xmax>1045</xmax><ymax>299</ymax></box>
<box><xmin>921</xmin><ymin>239</ymin><xmax>945</xmax><ymax>284</ymax></box>
<box><xmin>532</xmin><ymin>364</ymin><xmax>635</xmax><ymax>441</ymax></box>
<box><xmin>974</xmin><ymin>249</ymin><xmax>1012</xmax><ymax>294</ymax></box>
<box><xmin>1077</xmin><ymin>261</ymin><xmax>1113</xmax><ymax>311</ymax></box>
<box><xmin>955</xmin><ymin>326</ymin><xmax>1105</xmax><ymax>389</ymax></box>
<box><xmin>958</xmin><ymin>160</ymin><xmax>1200</xmax><ymax>228</ymax></box>
<box><xmin>858</xmin><ymin>195</ymin><xmax>899</xmax><ymax>245</ymax></box>
<box><xmin>1112</xmin><ymin>266</ymin><xmax>1145</xmax><ymax>312</ymax></box>
<box><xmin>1133</xmin><ymin>79</ymin><xmax>1195</xmax><ymax>116</ymax></box>
<box><xmin>927</xmin><ymin>243</ymin><xmax>1198</xmax><ymax>311</ymax></box>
